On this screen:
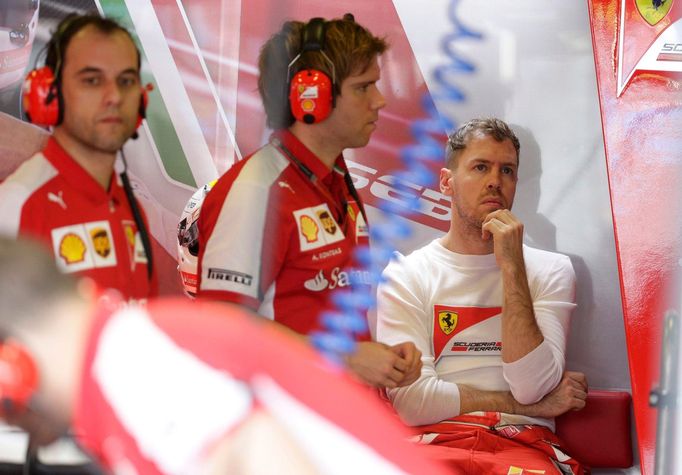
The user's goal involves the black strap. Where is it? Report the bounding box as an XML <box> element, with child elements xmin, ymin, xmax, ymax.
<box><xmin>119</xmin><ymin>169</ymin><xmax>153</xmax><ymax>282</ymax></box>
<box><xmin>302</xmin><ymin>18</ymin><xmax>326</xmax><ymax>53</ymax></box>
<box><xmin>271</xmin><ymin>138</ymin><xmax>367</xmax><ymax>225</ymax></box>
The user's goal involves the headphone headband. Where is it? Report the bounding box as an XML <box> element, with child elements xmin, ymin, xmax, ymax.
<box><xmin>287</xmin><ymin>17</ymin><xmax>337</xmax><ymax>124</ymax></box>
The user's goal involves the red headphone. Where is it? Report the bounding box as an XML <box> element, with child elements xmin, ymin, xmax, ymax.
<box><xmin>0</xmin><ymin>340</ymin><xmax>39</xmax><ymax>416</ymax></box>
<box><xmin>288</xmin><ymin>18</ymin><xmax>336</xmax><ymax>124</ymax></box>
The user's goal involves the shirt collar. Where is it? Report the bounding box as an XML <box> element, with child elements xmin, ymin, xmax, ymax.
<box><xmin>43</xmin><ymin>137</ymin><xmax>118</xmax><ymax>204</ymax></box>
<box><xmin>271</xmin><ymin>129</ymin><xmax>346</xmax><ymax>182</ymax></box>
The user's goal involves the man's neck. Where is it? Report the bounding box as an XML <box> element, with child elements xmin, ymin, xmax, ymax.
<box><xmin>288</xmin><ymin>123</ymin><xmax>341</xmax><ymax>170</ymax></box>
<box><xmin>52</xmin><ymin>129</ymin><xmax>117</xmax><ymax>190</ymax></box>
<box><xmin>440</xmin><ymin>219</ymin><xmax>494</xmax><ymax>255</ymax></box>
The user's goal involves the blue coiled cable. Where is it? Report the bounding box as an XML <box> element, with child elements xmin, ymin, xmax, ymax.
<box><xmin>311</xmin><ymin>0</ymin><xmax>483</xmax><ymax>363</ymax></box>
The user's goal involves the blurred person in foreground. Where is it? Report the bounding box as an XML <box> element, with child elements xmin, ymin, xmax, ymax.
<box><xmin>0</xmin><ymin>237</ymin><xmax>449</xmax><ymax>475</ymax></box>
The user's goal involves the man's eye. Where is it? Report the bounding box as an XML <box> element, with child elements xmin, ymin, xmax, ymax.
<box><xmin>82</xmin><ymin>77</ymin><xmax>100</xmax><ymax>85</ymax></box>
<box><xmin>475</xmin><ymin>164</ymin><xmax>486</xmax><ymax>171</ymax></box>
<box><xmin>119</xmin><ymin>77</ymin><xmax>137</xmax><ymax>87</ymax></box>
<box><xmin>502</xmin><ymin>167</ymin><xmax>514</xmax><ymax>175</ymax></box>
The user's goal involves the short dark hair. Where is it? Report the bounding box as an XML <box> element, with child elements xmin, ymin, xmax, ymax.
<box><xmin>45</xmin><ymin>13</ymin><xmax>141</xmax><ymax>82</ymax></box>
<box><xmin>445</xmin><ymin>118</ymin><xmax>521</xmax><ymax>169</ymax></box>
<box><xmin>0</xmin><ymin>237</ymin><xmax>78</xmax><ymax>331</ymax></box>
<box><xmin>257</xmin><ymin>14</ymin><xmax>388</xmax><ymax>129</ymax></box>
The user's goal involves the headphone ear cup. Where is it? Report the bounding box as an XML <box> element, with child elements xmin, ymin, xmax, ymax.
<box><xmin>0</xmin><ymin>341</ymin><xmax>39</xmax><ymax>416</ymax></box>
<box><xmin>22</xmin><ymin>67</ymin><xmax>60</xmax><ymax>126</ymax></box>
<box><xmin>135</xmin><ymin>86</ymin><xmax>149</xmax><ymax>130</ymax></box>
<box><xmin>289</xmin><ymin>69</ymin><xmax>333</xmax><ymax>124</ymax></box>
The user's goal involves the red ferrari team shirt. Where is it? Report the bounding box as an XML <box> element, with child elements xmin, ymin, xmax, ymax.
<box><xmin>198</xmin><ymin>129</ymin><xmax>370</xmax><ymax>336</ymax></box>
<box><xmin>0</xmin><ymin>137</ymin><xmax>156</xmax><ymax>303</ymax></box>
<box><xmin>72</xmin><ymin>296</ymin><xmax>449</xmax><ymax>475</ymax></box>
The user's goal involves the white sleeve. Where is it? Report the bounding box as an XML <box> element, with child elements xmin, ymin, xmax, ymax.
<box><xmin>376</xmin><ymin>255</ymin><xmax>461</xmax><ymax>426</ymax></box>
<box><xmin>502</xmin><ymin>254</ymin><xmax>576</xmax><ymax>404</ymax></box>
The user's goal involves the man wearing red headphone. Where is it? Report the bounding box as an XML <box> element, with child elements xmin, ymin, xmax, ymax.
<box><xmin>197</xmin><ymin>15</ymin><xmax>422</xmax><ymax>389</ymax></box>
<box><xmin>0</xmin><ymin>237</ymin><xmax>449</xmax><ymax>475</ymax></box>
<box><xmin>0</xmin><ymin>14</ymin><xmax>156</xmax><ymax>304</ymax></box>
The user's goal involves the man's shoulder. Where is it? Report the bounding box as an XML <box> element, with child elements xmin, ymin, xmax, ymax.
<box><xmin>219</xmin><ymin>144</ymin><xmax>291</xmax><ymax>188</ymax></box>
<box><xmin>0</xmin><ymin>152</ymin><xmax>57</xmax><ymax>202</ymax></box>
<box><xmin>383</xmin><ymin>240</ymin><xmax>438</xmax><ymax>277</ymax></box>
<box><xmin>522</xmin><ymin>244</ymin><xmax>575</xmax><ymax>280</ymax></box>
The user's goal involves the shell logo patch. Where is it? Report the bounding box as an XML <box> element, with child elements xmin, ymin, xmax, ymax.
<box><xmin>90</xmin><ymin>228</ymin><xmax>111</xmax><ymax>258</ymax></box>
<box><xmin>301</xmin><ymin>99</ymin><xmax>315</xmax><ymax>112</ymax></box>
<box><xmin>300</xmin><ymin>215</ymin><xmax>319</xmax><ymax>243</ymax></box>
<box><xmin>293</xmin><ymin>204</ymin><xmax>345</xmax><ymax>252</ymax></box>
<box><xmin>59</xmin><ymin>233</ymin><xmax>86</xmax><ymax>264</ymax></box>
<box><xmin>438</xmin><ymin>310</ymin><xmax>458</xmax><ymax>335</ymax></box>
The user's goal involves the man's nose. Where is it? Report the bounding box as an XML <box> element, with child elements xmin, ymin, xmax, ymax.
<box><xmin>487</xmin><ymin>170</ymin><xmax>502</xmax><ymax>190</ymax></box>
<box><xmin>103</xmin><ymin>80</ymin><xmax>123</xmax><ymax>106</ymax></box>
<box><xmin>372</xmin><ymin>87</ymin><xmax>386</xmax><ymax>111</ymax></box>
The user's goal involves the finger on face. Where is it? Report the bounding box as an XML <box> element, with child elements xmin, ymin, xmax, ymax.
<box><xmin>481</xmin><ymin>218</ymin><xmax>505</xmax><ymax>239</ymax></box>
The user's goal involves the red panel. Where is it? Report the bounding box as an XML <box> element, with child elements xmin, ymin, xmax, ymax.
<box><xmin>587</xmin><ymin>1</ymin><xmax>682</xmax><ymax>473</ymax></box>
<box><xmin>555</xmin><ymin>390</ymin><xmax>633</xmax><ymax>468</ymax></box>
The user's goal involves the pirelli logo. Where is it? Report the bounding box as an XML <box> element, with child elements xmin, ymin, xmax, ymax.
<box><xmin>207</xmin><ymin>268</ymin><xmax>253</xmax><ymax>286</ymax></box>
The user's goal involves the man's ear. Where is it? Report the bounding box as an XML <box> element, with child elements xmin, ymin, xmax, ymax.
<box><xmin>439</xmin><ymin>167</ymin><xmax>453</xmax><ymax>196</ymax></box>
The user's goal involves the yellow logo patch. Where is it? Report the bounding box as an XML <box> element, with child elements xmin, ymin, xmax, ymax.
<box><xmin>90</xmin><ymin>227</ymin><xmax>111</xmax><ymax>258</ymax></box>
<box><xmin>635</xmin><ymin>0</ymin><xmax>672</xmax><ymax>26</ymax></box>
<box><xmin>347</xmin><ymin>204</ymin><xmax>356</xmax><ymax>222</ymax></box>
<box><xmin>507</xmin><ymin>467</ymin><xmax>546</xmax><ymax>475</ymax></box>
<box><xmin>317</xmin><ymin>210</ymin><xmax>337</xmax><ymax>235</ymax></box>
<box><xmin>300</xmin><ymin>215</ymin><xmax>319</xmax><ymax>243</ymax></box>
<box><xmin>438</xmin><ymin>310</ymin><xmax>458</xmax><ymax>335</ymax></box>
<box><xmin>59</xmin><ymin>233</ymin><xmax>87</xmax><ymax>264</ymax></box>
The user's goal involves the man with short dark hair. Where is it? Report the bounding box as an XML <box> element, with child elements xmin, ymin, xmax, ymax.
<box><xmin>197</xmin><ymin>15</ymin><xmax>421</xmax><ymax>389</ymax></box>
<box><xmin>0</xmin><ymin>14</ymin><xmax>155</xmax><ymax>303</ymax></box>
<box><xmin>376</xmin><ymin>118</ymin><xmax>588</xmax><ymax>473</ymax></box>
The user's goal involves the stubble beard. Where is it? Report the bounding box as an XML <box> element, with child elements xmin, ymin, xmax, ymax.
<box><xmin>70</xmin><ymin>121</ymin><xmax>133</xmax><ymax>155</ymax></box>
<box><xmin>454</xmin><ymin>200</ymin><xmax>485</xmax><ymax>238</ymax></box>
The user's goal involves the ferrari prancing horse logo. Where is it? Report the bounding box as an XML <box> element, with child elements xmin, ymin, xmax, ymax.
<box><xmin>438</xmin><ymin>310</ymin><xmax>458</xmax><ymax>335</ymax></box>
<box><xmin>635</xmin><ymin>0</ymin><xmax>672</xmax><ymax>26</ymax></box>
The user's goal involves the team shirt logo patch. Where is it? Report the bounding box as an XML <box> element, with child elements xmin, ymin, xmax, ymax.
<box><xmin>432</xmin><ymin>305</ymin><xmax>502</xmax><ymax>362</ymax></box>
<box><xmin>438</xmin><ymin>310</ymin><xmax>457</xmax><ymax>335</ymax></box>
<box><xmin>636</xmin><ymin>0</ymin><xmax>672</xmax><ymax>26</ymax></box>
<box><xmin>122</xmin><ymin>221</ymin><xmax>148</xmax><ymax>268</ymax></box>
<box><xmin>506</xmin><ymin>467</ymin><xmax>546</xmax><ymax>475</ymax></box>
<box><xmin>300</xmin><ymin>215</ymin><xmax>319</xmax><ymax>243</ymax></box>
<box><xmin>90</xmin><ymin>228</ymin><xmax>111</xmax><ymax>258</ymax></box>
<box><xmin>59</xmin><ymin>233</ymin><xmax>86</xmax><ymax>264</ymax></box>
<box><xmin>317</xmin><ymin>210</ymin><xmax>337</xmax><ymax>235</ymax></box>
<box><xmin>347</xmin><ymin>201</ymin><xmax>368</xmax><ymax>238</ymax></box>
<box><xmin>51</xmin><ymin>221</ymin><xmax>117</xmax><ymax>273</ymax></box>
<box><xmin>293</xmin><ymin>204</ymin><xmax>345</xmax><ymax>251</ymax></box>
